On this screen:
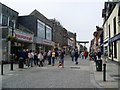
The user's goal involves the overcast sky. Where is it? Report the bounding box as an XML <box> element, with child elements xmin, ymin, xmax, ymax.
<box><xmin>0</xmin><ymin>0</ymin><xmax>109</xmax><ymax>48</ymax></box>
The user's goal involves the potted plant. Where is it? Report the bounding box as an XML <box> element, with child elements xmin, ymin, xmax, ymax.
<box><xmin>6</xmin><ymin>35</ymin><xmax>17</xmax><ymax>42</ymax></box>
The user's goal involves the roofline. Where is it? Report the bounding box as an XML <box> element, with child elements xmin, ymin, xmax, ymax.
<box><xmin>0</xmin><ymin>2</ymin><xmax>19</xmax><ymax>14</ymax></box>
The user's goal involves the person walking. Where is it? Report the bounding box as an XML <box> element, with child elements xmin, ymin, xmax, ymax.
<box><xmin>74</xmin><ymin>49</ymin><xmax>79</xmax><ymax>65</ymax></box>
<box><xmin>47</xmin><ymin>50</ymin><xmax>52</xmax><ymax>65</ymax></box>
<box><xmin>38</xmin><ymin>51</ymin><xmax>44</xmax><ymax>67</ymax></box>
<box><xmin>25</xmin><ymin>49</ymin><xmax>29</xmax><ymax>66</ymax></box>
<box><xmin>97</xmin><ymin>50</ymin><xmax>102</xmax><ymax>60</ymax></box>
<box><xmin>28</xmin><ymin>50</ymin><xmax>33</xmax><ymax>67</ymax></box>
<box><xmin>81</xmin><ymin>51</ymin><xmax>84</xmax><ymax>59</ymax></box>
<box><xmin>84</xmin><ymin>51</ymin><xmax>87</xmax><ymax>59</ymax></box>
<box><xmin>51</xmin><ymin>49</ymin><xmax>56</xmax><ymax>66</ymax></box>
<box><xmin>34</xmin><ymin>52</ymin><xmax>38</xmax><ymax>66</ymax></box>
<box><xmin>58</xmin><ymin>49</ymin><xmax>65</xmax><ymax>68</ymax></box>
<box><xmin>71</xmin><ymin>49</ymin><xmax>75</xmax><ymax>61</ymax></box>
<box><xmin>94</xmin><ymin>52</ymin><xmax>97</xmax><ymax>62</ymax></box>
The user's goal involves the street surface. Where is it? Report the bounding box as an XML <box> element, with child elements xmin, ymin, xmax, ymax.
<box><xmin>2</xmin><ymin>56</ymin><xmax>102</xmax><ymax>89</ymax></box>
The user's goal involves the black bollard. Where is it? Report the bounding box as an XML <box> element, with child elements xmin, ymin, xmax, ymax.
<box><xmin>103</xmin><ymin>63</ymin><xmax>106</xmax><ymax>81</ymax></box>
<box><xmin>1</xmin><ymin>60</ymin><xmax>3</xmax><ymax>75</ymax></box>
<box><xmin>11</xmin><ymin>59</ymin><xmax>13</xmax><ymax>70</ymax></box>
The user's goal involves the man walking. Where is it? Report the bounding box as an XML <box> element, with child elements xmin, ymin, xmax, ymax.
<box><xmin>74</xmin><ymin>49</ymin><xmax>79</xmax><ymax>65</ymax></box>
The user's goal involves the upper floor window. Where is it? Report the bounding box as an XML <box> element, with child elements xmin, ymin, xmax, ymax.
<box><xmin>37</xmin><ymin>20</ymin><xmax>45</xmax><ymax>39</ymax></box>
<box><xmin>46</xmin><ymin>25</ymin><xmax>52</xmax><ymax>40</ymax></box>
<box><xmin>113</xmin><ymin>17</ymin><xmax>116</xmax><ymax>35</ymax></box>
<box><xmin>2</xmin><ymin>15</ymin><xmax>8</xmax><ymax>26</ymax></box>
<box><xmin>9</xmin><ymin>20</ymin><xmax>15</xmax><ymax>28</ymax></box>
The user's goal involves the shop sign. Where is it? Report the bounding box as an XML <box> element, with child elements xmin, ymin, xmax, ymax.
<box><xmin>43</xmin><ymin>40</ymin><xmax>54</xmax><ymax>46</ymax></box>
<box><xmin>108</xmin><ymin>33</ymin><xmax>120</xmax><ymax>44</ymax></box>
<box><xmin>14</xmin><ymin>29</ymin><xmax>33</xmax><ymax>42</ymax></box>
<box><xmin>15</xmin><ymin>33</ymin><xmax>33</xmax><ymax>42</ymax></box>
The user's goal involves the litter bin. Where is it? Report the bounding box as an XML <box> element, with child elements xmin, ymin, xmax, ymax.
<box><xmin>96</xmin><ymin>60</ymin><xmax>102</xmax><ymax>71</ymax></box>
<box><xmin>19</xmin><ymin>57</ymin><xmax>24</xmax><ymax>68</ymax></box>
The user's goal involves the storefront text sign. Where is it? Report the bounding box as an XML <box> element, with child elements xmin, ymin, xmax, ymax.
<box><xmin>15</xmin><ymin>34</ymin><xmax>32</xmax><ymax>41</ymax></box>
<box><xmin>15</xmin><ymin>30</ymin><xmax>33</xmax><ymax>42</ymax></box>
<box><xmin>43</xmin><ymin>40</ymin><xmax>54</xmax><ymax>46</ymax></box>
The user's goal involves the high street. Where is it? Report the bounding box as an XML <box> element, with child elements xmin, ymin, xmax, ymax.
<box><xmin>2</xmin><ymin>56</ymin><xmax>101</xmax><ymax>89</ymax></box>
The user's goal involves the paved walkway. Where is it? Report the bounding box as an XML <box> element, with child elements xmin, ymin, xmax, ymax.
<box><xmin>90</xmin><ymin>58</ymin><xmax>120</xmax><ymax>89</ymax></box>
<box><xmin>1</xmin><ymin>55</ymin><xmax>120</xmax><ymax>89</ymax></box>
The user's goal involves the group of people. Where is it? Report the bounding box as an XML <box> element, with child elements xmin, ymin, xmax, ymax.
<box><xmin>70</xmin><ymin>49</ymin><xmax>80</xmax><ymax>65</ymax></box>
<box><xmin>70</xmin><ymin>49</ymin><xmax>89</xmax><ymax>64</ymax></box>
<box><xmin>80</xmin><ymin>51</ymin><xmax>88</xmax><ymax>59</ymax></box>
<box><xmin>89</xmin><ymin>50</ymin><xmax>102</xmax><ymax>62</ymax></box>
<box><xmin>15</xmin><ymin>48</ymin><xmax>65</xmax><ymax>68</ymax></box>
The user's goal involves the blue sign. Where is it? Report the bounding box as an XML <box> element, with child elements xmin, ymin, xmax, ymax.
<box><xmin>108</xmin><ymin>33</ymin><xmax>120</xmax><ymax>44</ymax></box>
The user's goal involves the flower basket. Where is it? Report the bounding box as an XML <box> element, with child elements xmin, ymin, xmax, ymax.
<box><xmin>6</xmin><ymin>36</ymin><xmax>17</xmax><ymax>42</ymax></box>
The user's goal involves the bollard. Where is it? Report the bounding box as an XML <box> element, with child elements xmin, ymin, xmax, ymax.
<box><xmin>1</xmin><ymin>60</ymin><xmax>3</xmax><ymax>75</ymax></box>
<box><xmin>103</xmin><ymin>63</ymin><xmax>106</xmax><ymax>81</ymax></box>
<box><xmin>10</xmin><ymin>59</ymin><xmax>13</xmax><ymax>70</ymax></box>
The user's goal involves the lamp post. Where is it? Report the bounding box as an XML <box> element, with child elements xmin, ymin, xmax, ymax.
<box><xmin>10</xmin><ymin>21</ymin><xmax>14</xmax><ymax>71</ymax></box>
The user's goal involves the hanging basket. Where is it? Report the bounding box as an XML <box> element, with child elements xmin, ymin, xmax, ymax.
<box><xmin>6</xmin><ymin>36</ymin><xmax>17</xmax><ymax>42</ymax></box>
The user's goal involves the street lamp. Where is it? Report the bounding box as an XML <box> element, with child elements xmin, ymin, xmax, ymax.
<box><xmin>10</xmin><ymin>20</ymin><xmax>15</xmax><ymax>71</ymax></box>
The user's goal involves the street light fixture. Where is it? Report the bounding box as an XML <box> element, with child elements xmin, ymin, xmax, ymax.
<box><xmin>10</xmin><ymin>20</ymin><xmax>15</xmax><ymax>71</ymax></box>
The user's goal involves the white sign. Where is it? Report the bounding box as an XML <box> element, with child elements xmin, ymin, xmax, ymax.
<box><xmin>15</xmin><ymin>30</ymin><xmax>33</xmax><ymax>42</ymax></box>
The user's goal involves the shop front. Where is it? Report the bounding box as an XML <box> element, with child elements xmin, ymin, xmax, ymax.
<box><xmin>14</xmin><ymin>29</ymin><xmax>34</xmax><ymax>51</ymax></box>
<box><xmin>34</xmin><ymin>37</ymin><xmax>55</xmax><ymax>52</ymax></box>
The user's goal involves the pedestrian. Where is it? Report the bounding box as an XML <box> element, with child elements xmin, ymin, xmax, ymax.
<box><xmin>47</xmin><ymin>50</ymin><xmax>52</xmax><ymax>65</ymax></box>
<box><xmin>81</xmin><ymin>51</ymin><xmax>84</xmax><ymax>59</ymax></box>
<box><xmin>25</xmin><ymin>49</ymin><xmax>29</xmax><ymax>66</ymax></box>
<box><xmin>84</xmin><ymin>51</ymin><xmax>87</xmax><ymax>59</ymax></box>
<box><xmin>28</xmin><ymin>50</ymin><xmax>33</xmax><ymax>67</ymax></box>
<box><xmin>22</xmin><ymin>49</ymin><xmax>26</xmax><ymax>64</ymax></box>
<box><xmin>38</xmin><ymin>51</ymin><xmax>44</xmax><ymax>67</ymax></box>
<box><xmin>18</xmin><ymin>49</ymin><xmax>26</xmax><ymax>66</ymax></box>
<box><xmin>51</xmin><ymin>49</ymin><xmax>56</xmax><ymax>66</ymax></box>
<box><xmin>55</xmin><ymin>50</ymin><xmax>58</xmax><ymax>61</ymax></box>
<box><xmin>43</xmin><ymin>51</ymin><xmax>47</xmax><ymax>63</ymax></box>
<box><xmin>58</xmin><ymin>49</ymin><xmax>65</xmax><ymax>68</ymax></box>
<box><xmin>71</xmin><ymin>49</ymin><xmax>75</xmax><ymax>61</ymax></box>
<box><xmin>97</xmin><ymin>50</ymin><xmax>102</xmax><ymax>60</ymax></box>
<box><xmin>34</xmin><ymin>52</ymin><xmax>38</xmax><ymax>66</ymax></box>
<box><xmin>94</xmin><ymin>52</ymin><xmax>97</xmax><ymax>62</ymax></box>
<box><xmin>74</xmin><ymin>49</ymin><xmax>79</xmax><ymax>65</ymax></box>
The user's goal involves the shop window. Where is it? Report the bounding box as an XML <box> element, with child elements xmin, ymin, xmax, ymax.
<box><xmin>46</xmin><ymin>25</ymin><xmax>52</xmax><ymax>40</ymax></box>
<box><xmin>37</xmin><ymin>20</ymin><xmax>45</xmax><ymax>39</ymax></box>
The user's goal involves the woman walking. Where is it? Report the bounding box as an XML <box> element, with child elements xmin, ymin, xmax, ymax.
<box><xmin>51</xmin><ymin>49</ymin><xmax>56</xmax><ymax>66</ymax></box>
<box><xmin>58</xmin><ymin>49</ymin><xmax>65</xmax><ymax>68</ymax></box>
<box><xmin>38</xmin><ymin>51</ymin><xmax>44</xmax><ymax>67</ymax></box>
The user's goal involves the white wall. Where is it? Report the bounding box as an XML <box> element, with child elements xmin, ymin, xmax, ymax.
<box><xmin>104</xmin><ymin>3</ymin><xmax>120</xmax><ymax>62</ymax></box>
<box><xmin>0</xmin><ymin>28</ymin><xmax>2</xmax><ymax>61</ymax></box>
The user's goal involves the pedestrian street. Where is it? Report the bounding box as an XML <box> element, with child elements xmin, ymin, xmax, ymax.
<box><xmin>2</xmin><ymin>56</ymin><xmax>102</xmax><ymax>89</ymax></box>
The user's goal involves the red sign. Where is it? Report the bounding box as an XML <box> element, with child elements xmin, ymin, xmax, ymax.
<box><xmin>15</xmin><ymin>34</ymin><xmax>32</xmax><ymax>41</ymax></box>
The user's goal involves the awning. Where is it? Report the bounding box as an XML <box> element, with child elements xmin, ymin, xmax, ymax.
<box><xmin>108</xmin><ymin>33</ymin><xmax>120</xmax><ymax>44</ymax></box>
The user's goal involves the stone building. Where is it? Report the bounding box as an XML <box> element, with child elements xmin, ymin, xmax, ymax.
<box><xmin>102</xmin><ymin>1</ymin><xmax>120</xmax><ymax>62</ymax></box>
<box><xmin>18</xmin><ymin>10</ymin><xmax>54</xmax><ymax>52</ymax></box>
<box><xmin>50</xmin><ymin>19</ymin><xmax>68</xmax><ymax>50</ymax></box>
<box><xmin>0</xmin><ymin>3</ymin><xmax>34</xmax><ymax>61</ymax></box>
<box><xmin>0</xmin><ymin>3</ymin><xmax>18</xmax><ymax>61</ymax></box>
<box><xmin>67</xmin><ymin>31</ymin><xmax>76</xmax><ymax>50</ymax></box>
